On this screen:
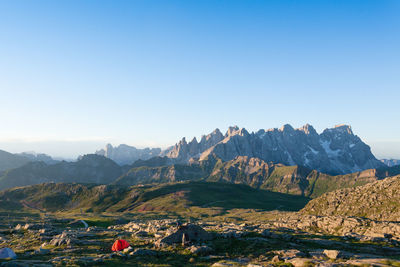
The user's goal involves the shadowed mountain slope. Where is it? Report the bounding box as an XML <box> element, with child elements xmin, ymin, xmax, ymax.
<box><xmin>0</xmin><ymin>150</ymin><xmax>31</xmax><ymax>172</ymax></box>
<box><xmin>0</xmin><ymin>154</ymin><xmax>122</xmax><ymax>190</ymax></box>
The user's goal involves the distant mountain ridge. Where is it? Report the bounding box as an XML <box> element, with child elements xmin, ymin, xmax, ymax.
<box><xmin>17</xmin><ymin>152</ymin><xmax>58</xmax><ymax>165</ymax></box>
<box><xmin>96</xmin><ymin>124</ymin><xmax>384</xmax><ymax>175</ymax></box>
<box><xmin>0</xmin><ymin>150</ymin><xmax>31</xmax><ymax>172</ymax></box>
<box><xmin>0</xmin><ymin>151</ymin><xmax>399</xmax><ymax>198</ymax></box>
<box><xmin>0</xmin><ymin>154</ymin><xmax>122</xmax><ymax>190</ymax></box>
<box><xmin>0</xmin><ymin>150</ymin><xmax>58</xmax><ymax>172</ymax></box>
<box><xmin>95</xmin><ymin>144</ymin><xmax>161</xmax><ymax>165</ymax></box>
<box><xmin>0</xmin><ymin>123</ymin><xmax>391</xmax><ymax>198</ymax></box>
<box><xmin>380</xmin><ymin>159</ymin><xmax>400</xmax><ymax>167</ymax></box>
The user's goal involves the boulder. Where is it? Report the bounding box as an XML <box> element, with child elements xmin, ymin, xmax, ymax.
<box><xmin>49</xmin><ymin>232</ymin><xmax>75</xmax><ymax>246</ymax></box>
<box><xmin>323</xmin><ymin>249</ymin><xmax>350</xmax><ymax>259</ymax></box>
<box><xmin>189</xmin><ymin>245</ymin><xmax>213</xmax><ymax>255</ymax></box>
<box><xmin>155</xmin><ymin>223</ymin><xmax>212</xmax><ymax>247</ymax></box>
<box><xmin>286</xmin><ymin>258</ymin><xmax>315</xmax><ymax>267</ymax></box>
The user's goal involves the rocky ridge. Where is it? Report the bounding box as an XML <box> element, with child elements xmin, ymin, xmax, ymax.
<box><xmin>97</xmin><ymin>124</ymin><xmax>384</xmax><ymax>175</ymax></box>
<box><xmin>301</xmin><ymin>175</ymin><xmax>400</xmax><ymax>221</ymax></box>
<box><xmin>198</xmin><ymin>124</ymin><xmax>384</xmax><ymax>175</ymax></box>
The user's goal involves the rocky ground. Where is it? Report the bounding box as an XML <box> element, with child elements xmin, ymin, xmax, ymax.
<box><xmin>1</xmin><ymin>211</ymin><xmax>400</xmax><ymax>266</ymax></box>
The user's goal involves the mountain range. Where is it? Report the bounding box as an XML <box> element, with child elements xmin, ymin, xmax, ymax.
<box><xmin>0</xmin><ymin>124</ymin><xmax>398</xmax><ymax>200</ymax></box>
<box><xmin>95</xmin><ymin>144</ymin><xmax>161</xmax><ymax>165</ymax></box>
<box><xmin>95</xmin><ymin>124</ymin><xmax>384</xmax><ymax>175</ymax></box>
<box><xmin>1</xmin><ymin>152</ymin><xmax>398</xmax><ymax>199</ymax></box>
<box><xmin>0</xmin><ymin>150</ymin><xmax>58</xmax><ymax>172</ymax></box>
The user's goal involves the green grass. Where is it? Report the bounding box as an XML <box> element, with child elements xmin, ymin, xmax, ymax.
<box><xmin>0</xmin><ymin>181</ymin><xmax>310</xmax><ymax>214</ymax></box>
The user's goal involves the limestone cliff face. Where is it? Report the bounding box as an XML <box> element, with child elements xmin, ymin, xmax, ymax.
<box><xmin>198</xmin><ymin>124</ymin><xmax>384</xmax><ymax>175</ymax></box>
<box><xmin>161</xmin><ymin>128</ymin><xmax>224</xmax><ymax>162</ymax></box>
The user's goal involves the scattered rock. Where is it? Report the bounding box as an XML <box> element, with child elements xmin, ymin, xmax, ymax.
<box><xmin>271</xmin><ymin>255</ymin><xmax>282</xmax><ymax>263</ymax></box>
<box><xmin>273</xmin><ymin>249</ymin><xmax>307</xmax><ymax>260</ymax></box>
<box><xmin>286</xmin><ymin>258</ymin><xmax>315</xmax><ymax>267</ymax></box>
<box><xmin>323</xmin><ymin>249</ymin><xmax>351</xmax><ymax>259</ymax></box>
<box><xmin>49</xmin><ymin>232</ymin><xmax>75</xmax><ymax>246</ymax></box>
<box><xmin>189</xmin><ymin>245</ymin><xmax>213</xmax><ymax>255</ymax></box>
<box><xmin>129</xmin><ymin>248</ymin><xmax>157</xmax><ymax>257</ymax></box>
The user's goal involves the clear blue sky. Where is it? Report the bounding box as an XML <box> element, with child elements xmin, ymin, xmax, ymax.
<box><xmin>0</xmin><ymin>0</ymin><xmax>399</xmax><ymax>158</ymax></box>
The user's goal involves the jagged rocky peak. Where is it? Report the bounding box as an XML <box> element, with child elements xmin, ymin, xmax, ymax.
<box><xmin>225</xmin><ymin>126</ymin><xmax>250</xmax><ymax>137</ymax></box>
<box><xmin>201</xmin><ymin>128</ymin><xmax>224</xmax><ymax>142</ymax></box>
<box><xmin>179</xmin><ymin>137</ymin><xmax>187</xmax><ymax>145</ymax></box>
<box><xmin>164</xmin><ymin>128</ymin><xmax>226</xmax><ymax>161</ymax></box>
<box><xmin>190</xmin><ymin>137</ymin><xmax>198</xmax><ymax>145</ymax></box>
<box><xmin>298</xmin><ymin>124</ymin><xmax>317</xmax><ymax>135</ymax></box>
<box><xmin>226</xmin><ymin>125</ymin><xmax>240</xmax><ymax>137</ymax></box>
<box><xmin>279</xmin><ymin>124</ymin><xmax>295</xmax><ymax>132</ymax></box>
<box><xmin>323</xmin><ymin>124</ymin><xmax>353</xmax><ymax>135</ymax></box>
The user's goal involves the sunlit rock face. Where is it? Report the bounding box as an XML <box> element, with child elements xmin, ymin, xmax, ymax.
<box><xmin>168</xmin><ymin>124</ymin><xmax>383</xmax><ymax>175</ymax></box>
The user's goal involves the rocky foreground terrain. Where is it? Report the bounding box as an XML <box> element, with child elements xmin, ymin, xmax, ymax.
<box><xmin>1</xmin><ymin>210</ymin><xmax>400</xmax><ymax>267</ymax></box>
<box><xmin>1</xmin><ymin>173</ymin><xmax>400</xmax><ymax>266</ymax></box>
<box><xmin>302</xmin><ymin>175</ymin><xmax>400</xmax><ymax>221</ymax></box>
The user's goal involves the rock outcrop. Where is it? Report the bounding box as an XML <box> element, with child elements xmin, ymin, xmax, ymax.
<box><xmin>161</xmin><ymin>128</ymin><xmax>224</xmax><ymax>162</ymax></box>
<box><xmin>155</xmin><ymin>223</ymin><xmax>212</xmax><ymax>247</ymax></box>
<box><xmin>301</xmin><ymin>175</ymin><xmax>400</xmax><ymax>221</ymax></box>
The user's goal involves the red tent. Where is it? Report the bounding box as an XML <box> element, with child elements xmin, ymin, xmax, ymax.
<box><xmin>111</xmin><ymin>239</ymin><xmax>130</xmax><ymax>252</ymax></box>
